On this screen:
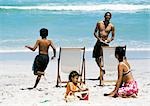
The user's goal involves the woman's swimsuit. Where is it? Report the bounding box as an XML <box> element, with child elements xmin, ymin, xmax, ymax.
<box><xmin>121</xmin><ymin>62</ymin><xmax>131</xmax><ymax>76</ymax></box>
<box><xmin>117</xmin><ymin>62</ymin><xmax>138</xmax><ymax>97</ymax></box>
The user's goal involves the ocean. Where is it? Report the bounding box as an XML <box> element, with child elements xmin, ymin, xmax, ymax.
<box><xmin>0</xmin><ymin>0</ymin><xmax>150</xmax><ymax>58</ymax></box>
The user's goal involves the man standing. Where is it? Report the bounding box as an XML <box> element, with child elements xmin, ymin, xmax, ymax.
<box><xmin>93</xmin><ymin>12</ymin><xmax>115</xmax><ymax>86</ymax></box>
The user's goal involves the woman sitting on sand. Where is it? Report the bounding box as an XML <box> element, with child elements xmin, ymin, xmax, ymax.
<box><xmin>65</xmin><ymin>71</ymin><xmax>88</xmax><ymax>102</ymax></box>
<box><xmin>104</xmin><ymin>47</ymin><xmax>138</xmax><ymax>98</ymax></box>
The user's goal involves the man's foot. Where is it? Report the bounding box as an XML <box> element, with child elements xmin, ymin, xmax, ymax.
<box><xmin>99</xmin><ymin>80</ymin><xmax>104</xmax><ymax>86</ymax></box>
<box><xmin>102</xmin><ymin>69</ymin><xmax>105</xmax><ymax>74</ymax></box>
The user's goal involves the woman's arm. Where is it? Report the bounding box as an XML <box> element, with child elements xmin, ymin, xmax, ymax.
<box><xmin>113</xmin><ymin>64</ymin><xmax>123</xmax><ymax>92</ymax></box>
<box><xmin>104</xmin><ymin>64</ymin><xmax>123</xmax><ymax>97</ymax></box>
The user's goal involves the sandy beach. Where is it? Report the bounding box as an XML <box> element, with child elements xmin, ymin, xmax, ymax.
<box><xmin>0</xmin><ymin>0</ymin><xmax>150</xmax><ymax>105</ymax></box>
<box><xmin>0</xmin><ymin>51</ymin><xmax>150</xmax><ymax>106</ymax></box>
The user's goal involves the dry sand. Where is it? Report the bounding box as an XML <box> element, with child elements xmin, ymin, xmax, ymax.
<box><xmin>0</xmin><ymin>53</ymin><xmax>150</xmax><ymax>106</ymax></box>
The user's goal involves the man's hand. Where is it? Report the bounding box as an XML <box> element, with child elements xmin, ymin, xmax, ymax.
<box><xmin>105</xmin><ymin>38</ymin><xmax>112</xmax><ymax>43</ymax></box>
<box><xmin>98</xmin><ymin>38</ymin><xmax>109</xmax><ymax>45</ymax></box>
<box><xmin>98</xmin><ymin>38</ymin><xmax>107</xmax><ymax>44</ymax></box>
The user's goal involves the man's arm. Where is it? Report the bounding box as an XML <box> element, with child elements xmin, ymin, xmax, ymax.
<box><xmin>94</xmin><ymin>22</ymin><xmax>108</xmax><ymax>45</ymax></box>
<box><xmin>107</xmin><ymin>25</ymin><xmax>115</xmax><ymax>43</ymax></box>
<box><xmin>94</xmin><ymin>23</ymin><xmax>101</xmax><ymax>41</ymax></box>
<box><xmin>25</xmin><ymin>40</ymin><xmax>39</xmax><ymax>51</ymax></box>
<box><xmin>111</xmin><ymin>25</ymin><xmax>115</xmax><ymax>41</ymax></box>
<box><xmin>50</xmin><ymin>40</ymin><xmax>56</xmax><ymax>60</ymax></box>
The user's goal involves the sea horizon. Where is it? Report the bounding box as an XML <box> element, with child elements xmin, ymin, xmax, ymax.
<box><xmin>0</xmin><ymin>0</ymin><xmax>150</xmax><ymax>57</ymax></box>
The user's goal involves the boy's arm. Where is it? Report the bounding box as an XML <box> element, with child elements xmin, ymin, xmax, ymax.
<box><xmin>50</xmin><ymin>40</ymin><xmax>56</xmax><ymax>59</ymax></box>
<box><xmin>25</xmin><ymin>40</ymin><xmax>39</xmax><ymax>51</ymax></box>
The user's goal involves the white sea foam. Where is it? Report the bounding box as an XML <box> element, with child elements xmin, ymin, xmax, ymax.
<box><xmin>86</xmin><ymin>47</ymin><xmax>150</xmax><ymax>51</ymax></box>
<box><xmin>0</xmin><ymin>4</ymin><xmax>150</xmax><ymax>12</ymax></box>
<box><xmin>0</xmin><ymin>47</ymin><xmax>150</xmax><ymax>53</ymax></box>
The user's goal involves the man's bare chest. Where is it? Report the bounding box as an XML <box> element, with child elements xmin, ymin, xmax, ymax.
<box><xmin>98</xmin><ymin>24</ymin><xmax>112</xmax><ymax>32</ymax></box>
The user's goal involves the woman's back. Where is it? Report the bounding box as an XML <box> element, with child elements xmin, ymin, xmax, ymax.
<box><xmin>120</xmin><ymin>60</ymin><xmax>134</xmax><ymax>83</ymax></box>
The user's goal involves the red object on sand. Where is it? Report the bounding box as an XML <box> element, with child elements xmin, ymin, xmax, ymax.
<box><xmin>82</xmin><ymin>93</ymin><xmax>89</xmax><ymax>100</ymax></box>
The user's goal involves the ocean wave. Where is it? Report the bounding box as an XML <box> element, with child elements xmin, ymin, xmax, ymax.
<box><xmin>0</xmin><ymin>39</ymin><xmax>29</xmax><ymax>43</ymax></box>
<box><xmin>0</xmin><ymin>49</ymin><xmax>31</xmax><ymax>53</ymax></box>
<box><xmin>0</xmin><ymin>47</ymin><xmax>150</xmax><ymax>53</ymax></box>
<box><xmin>0</xmin><ymin>4</ymin><xmax>150</xmax><ymax>12</ymax></box>
<box><xmin>0</xmin><ymin>0</ymin><xmax>150</xmax><ymax>6</ymax></box>
<box><xmin>86</xmin><ymin>47</ymin><xmax>150</xmax><ymax>52</ymax></box>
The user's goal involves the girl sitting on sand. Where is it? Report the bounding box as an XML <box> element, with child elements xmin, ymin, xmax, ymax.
<box><xmin>104</xmin><ymin>47</ymin><xmax>138</xmax><ymax>98</ymax></box>
<box><xmin>65</xmin><ymin>71</ymin><xmax>88</xmax><ymax>102</ymax></box>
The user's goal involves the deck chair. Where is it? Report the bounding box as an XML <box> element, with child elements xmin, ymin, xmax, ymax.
<box><xmin>56</xmin><ymin>47</ymin><xmax>86</xmax><ymax>87</ymax></box>
<box><xmin>101</xmin><ymin>46</ymin><xmax>126</xmax><ymax>85</ymax></box>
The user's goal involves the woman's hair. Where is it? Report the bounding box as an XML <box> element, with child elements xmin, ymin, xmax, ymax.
<box><xmin>69</xmin><ymin>71</ymin><xmax>79</xmax><ymax>81</ymax></box>
<box><xmin>40</xmin><ymin>28</ymin><xmax>48</xmax><ymax>38</ymax></box>
<box><xmin>115</xmin><ymin>46</ymin><xmax>126</xmax><ymax>62</ymax></box>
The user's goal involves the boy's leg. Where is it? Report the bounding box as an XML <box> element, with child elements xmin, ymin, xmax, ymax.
<box><xmin>33</xmin><ymin>74</ymin><xmax>42</xmax><ymax>88</ymax></box>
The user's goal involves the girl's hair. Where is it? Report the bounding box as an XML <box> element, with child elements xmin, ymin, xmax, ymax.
<box><xmin>115</xmin><ymin>46</ymin><xmax>126</xmax><ymax>62</ymax></box>
<box><xmin>69</xmin><ymin>71</ymin><xmax>79</xmax><ymax>81</ymax></box>
<box><xmin>40</xmin><ymin>28</ymin><xmax>48</xmax><ymax>38</ymax></box>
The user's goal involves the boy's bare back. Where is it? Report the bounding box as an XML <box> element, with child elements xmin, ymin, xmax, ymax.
<box><xmin>38</xmin><ymin>39</ymin><xmax>53</xmax><ymax>55</ymax></box>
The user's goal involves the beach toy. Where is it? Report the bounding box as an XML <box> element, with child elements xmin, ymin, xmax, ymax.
<box><xmin>81</xmin><ymin>92</ymin><xmax>89</xmax><ymax>100</ymax></box>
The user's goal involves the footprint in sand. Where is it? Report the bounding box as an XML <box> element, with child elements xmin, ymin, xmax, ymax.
<box><xmin>147</xmin><ymin>83</ymin><xmax>150</xmax><ymax>86</ymax></box>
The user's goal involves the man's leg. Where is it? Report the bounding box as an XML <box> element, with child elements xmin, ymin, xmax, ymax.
<box><xmin>95</xmin><ymin>57</ymin><xmax>104</xmax><ymax>86</ymax></box>
<box><xmin>99</xmin><ymin>59</ymin><xmax>104</xmax><ymax>86</ymax></box>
